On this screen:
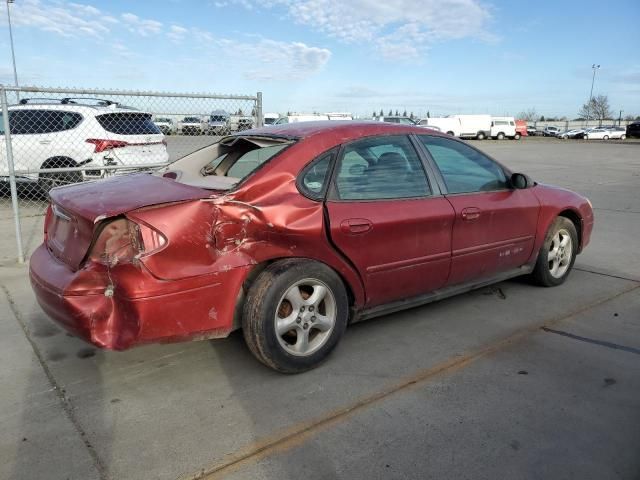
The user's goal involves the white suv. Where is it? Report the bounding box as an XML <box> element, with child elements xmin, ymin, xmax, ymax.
<box><xmin>0</xmin><ymin>98</ymin><xmax>169</xmax><ymax>192</ymax></box>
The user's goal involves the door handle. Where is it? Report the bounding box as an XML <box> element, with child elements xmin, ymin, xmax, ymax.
<box><xmin>461</xmin><ymin>207</ymin><xmax>481</xmax><ymax>221</ymax></box>
<box><xmin>340</xmin><ymin>218</ymin><xmax>373</xmax><ymax>234</ymax></box>
<box><xmin>39</xmin><ymin>140</ymin><xmax>52</xmax><ymax>145</ymax></box>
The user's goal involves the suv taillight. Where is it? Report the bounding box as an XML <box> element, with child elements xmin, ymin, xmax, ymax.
<box><xmin>88</xmin><ymin>218</ymin><xmax>166</xmax><ymax>266</ymax></box>
<box><xmin>86</xmin><ymin>138</ymin><xmax>129</xmax><ymax>153</ymax></box>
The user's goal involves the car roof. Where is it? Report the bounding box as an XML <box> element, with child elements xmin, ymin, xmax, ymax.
<box><xmin>242</xmin><ymin>121</ymin><xmax>444</xmax><ymax>141</ymax></box>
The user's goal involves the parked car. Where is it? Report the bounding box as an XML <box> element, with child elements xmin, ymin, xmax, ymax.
<box><xmin>584</xmin><ymin>127</ymin><xmax>626</xmax><ymax>140</ymax></box>
<box><xmin>207</xmin><ymin>111</ymin><xmax>231</xmax><ymax>135</ymax></box>
<box><xmin>490</xmin><ymin>117</ymin><xmax>519</xmax><ymax>140</ymax></box>
<box><xmin>263</xmin><ymin>113</ymin><xmax>279</xmax><ymax>126</ymax></box>
<box><xmin>558</xmin><ymin>128</ymin><xmax>587</xmax><ymax>139</ymax></box>
<box><xmin>29</xmin><ymin>122</ymin><xmax>594</xmax><ymax>372</ymax></box>
<box><xmin>0</xmin><ymin>98</ymin><xmax>169</xmax><ymax>192</ymax></box>
<box><xmin>526</xmin><ymin>126</ymin><xmax>539</xmax><ymax>136</ymax></box>
<box><xmin>542</xmin><ymin>126</ymin><xmax>560</xmax><ymax>137</ymax></box>
<box><xmin>178</xmin><ymin>116</ymin><xmax>207</xmax><ymax>135</ymax></box>
<box><xmin>376</xmin><ymin>115</ymin><xmax>418</xmax><ymax>125</ymax></box>
<box><xmin>237</xmin><ymin>117</ymin><xmax>254</xmax><ymax>131</ymax></box>
<box><xmin>153</xmin><ymin>117</ymin><xmax>175</xmax><ymax>135</ymax></box>
<box><xmin>274</xmin><ymin>114</ymin><xmax>330</xmax><ymax>124</ymax></box>
<box><xmin>626</xmin><ymin>122</ymin><xmax>640</xmax><ymax>138</ymax></box>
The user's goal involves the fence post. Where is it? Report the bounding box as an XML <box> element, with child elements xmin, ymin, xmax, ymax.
<box><xmin>256</xmin><ymin>91</ymin><xmax>263</xmax><ymax>128</ymax></box>
<box><xmin>1</xmin><ymin>86</ymin><xmax>25</xmax><ymax>264</ymax></box>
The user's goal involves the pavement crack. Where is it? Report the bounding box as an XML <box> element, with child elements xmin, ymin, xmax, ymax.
<box><xmin>574</xmin><ymin>267</ymin><xmax>640</xmax><ymax>283</ymax></box>
<box><xmin>0</xmin><ymin>283</ymin><xmax>109</xmax><ymax>480</ymax></box>
<box><xmin>540</xmin><ymin>326</ymin><xmax>640</xmax><ymax>356</ymax></box>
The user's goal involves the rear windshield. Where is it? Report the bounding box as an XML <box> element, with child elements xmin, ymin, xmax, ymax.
<box><xmin>201</xmin><ymin>137</ymin><xmax>293</xmax><ymax>185</ymax></box>
<box><xmin>96</xmin><ymin>113</ymin><xmax>160</xmax><ymax>135</ymax></box>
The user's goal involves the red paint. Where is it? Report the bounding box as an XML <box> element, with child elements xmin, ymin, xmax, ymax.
<box><xmin>30</xmin><ymin>122</ymin><xmax>593</xmax><ymax>351</ymax></box>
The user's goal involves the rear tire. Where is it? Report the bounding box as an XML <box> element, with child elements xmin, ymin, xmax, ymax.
<box><xmin>476</xmin><ymin>132</ymin><xmax>486</xmax><ymax>140</ymax></box>
<box><xmin>620</xmin><ymin>134</ymin><xmax>626</xmax><ymax>140</ymax></box>
<box><xmin>531</xmin><ymin>217</ymin><xmax>578</xmax><ymax>287</ymax></box>
<box><xmin>38</xmin><ymin>157</ymin><xmax>83</xmax><ymax>196</ymax></box>
<box><xmin>242</xmin><ymin>259</ymin><xmax>349</xmax><ymax>373</ymax></box>
<box><xmin>514</xmin><ymin>133</ymin><xmax>521</xmax><ymax>140</ymax></box>
<box><xmin>603</xmin><ymin>135</ymin><xmax>609</xmax><ymax>140</ymax></box>
<box><xmin>497</xmin><ymin>132</ymin><xmax>505</xmax><ymax>140</ymax></box>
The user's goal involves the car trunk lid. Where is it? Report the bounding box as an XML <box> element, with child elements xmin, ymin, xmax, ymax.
<box><xmin>46</xmin><ymin>174</ymin><xmax>210</xmax><ymax>270</ymax></box>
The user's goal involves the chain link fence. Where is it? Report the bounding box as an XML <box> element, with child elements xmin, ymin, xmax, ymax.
<box><xmin>0</xmin><ymin>85</ymin><xmax>263</xmax><ymax>263</ymax></box>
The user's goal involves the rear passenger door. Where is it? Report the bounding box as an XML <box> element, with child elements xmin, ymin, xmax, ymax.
<box><xmin>416</xmin><ymin>135</ymin><xmax>539</xmax><ymax>285</ymax></box>
<box><xmin>325</xmin><ymin>135</ymin><xmax>455</xmax><ymax>307</ymax></box>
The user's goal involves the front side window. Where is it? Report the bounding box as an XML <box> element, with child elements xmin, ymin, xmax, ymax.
<box><xmin>335</xmin><ymin>135</ymin><xmax>431</xmax><ymax>200</ymax></box>
<box><xmin>418</xmin><ymin>135</ymin><xmax>508</xmax><ymax>194</ymax></box>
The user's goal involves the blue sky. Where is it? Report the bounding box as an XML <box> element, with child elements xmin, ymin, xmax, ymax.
<box><xmin>0</xmin><ymin>0</ymin><xmax>638</xmax><ymax>118</ymax></box>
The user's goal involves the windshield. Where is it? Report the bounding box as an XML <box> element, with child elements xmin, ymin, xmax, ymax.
<box><xmin>210</xmin><ymin>115</ymin><xmax>227</xmax><ymax>122</ymax></box>
<box><xmin>184</xmin><ymin>117</ymin><xmax>201</xmax><ymax>122</ymax></box>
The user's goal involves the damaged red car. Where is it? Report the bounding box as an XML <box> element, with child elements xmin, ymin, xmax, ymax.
<box><xmin>29</xmin><ymin>122</ymin><xmax>594</xmax><ymax>372</ymax></box>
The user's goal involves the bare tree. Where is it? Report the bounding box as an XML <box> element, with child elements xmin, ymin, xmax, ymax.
<box><xmin>578</xmin><ymin>94</ymin><xmax>613</xmax><ymax>125</ymax></box>
<box><xmin>517</xmin><ymin>108</ymin><xmax>537</xmax><ymax>121</ymax></box>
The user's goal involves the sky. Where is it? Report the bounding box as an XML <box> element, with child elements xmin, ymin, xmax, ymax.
<box><xmin>0</xmin><ymin>0</ymin><xmax>638</xmax><ymax>118</ymax></box>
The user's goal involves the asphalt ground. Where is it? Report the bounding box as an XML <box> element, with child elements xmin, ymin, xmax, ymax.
<box><xmin>0</xmin><ymin>137</ymin><xmax>638</xmax><ymax>479</ymax></box>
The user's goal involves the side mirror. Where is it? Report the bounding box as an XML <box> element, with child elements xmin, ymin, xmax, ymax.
<box><xmin>510</xmin><ymin>172</ymin><xmax>533</xmax><ymax>189</ymax></box>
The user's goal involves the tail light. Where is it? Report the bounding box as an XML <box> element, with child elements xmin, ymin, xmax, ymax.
<box><xmin>43</xmin><ymin>204</ymin><xmax>53</xmax><ymax>242</ymax></box>
<box><xmin>88</xmin><ymin>218</ymin><xmax>166</xmax><ymax>266</ymax></box>
<box><xmin>86</xmin><ymin>138</ymin><xmax>129</xmax><ymax>153</ymax></box>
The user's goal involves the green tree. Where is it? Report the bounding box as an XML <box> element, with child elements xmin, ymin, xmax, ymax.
<box><xmin>403</xmin><ymin>109</ymin><xmax>407</xmax><ymax>116</ymax></box>
<box><xmin>388</xmin><ymin>109</ymin><xmax>393</xmax><ymax>116</ymax></box>
<box><xmin>380</xmin><ymin>109</ymin><xmax>384</xmax><ymax>116</ymax></box>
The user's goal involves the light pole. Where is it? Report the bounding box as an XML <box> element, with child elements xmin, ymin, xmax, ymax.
<box><xmin>586</xmin><ymin>64</ymin><xmax>600</xmax><ymax>125</ymax></box>
<box><xmin>6</xmin><ymin>1</ymin><xmax>19</xmax><ymax>95</ymax></box>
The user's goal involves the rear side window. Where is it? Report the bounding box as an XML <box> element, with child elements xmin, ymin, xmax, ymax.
<box><xmin>96</xmin><ymin>113</ymin><xmax>161</xmax><ymax>135</ymax></box>
<box><xmin>227</xmin><ymin>145</ymin><xmax>287</xmax><ymax>178</ymax></box>
<box><xmin>9</xmin><ymin>110</ymin><xmax>82</xmax><ymax>134</ymax></box>
<box><xmin>299</xmin><ymin>150</ymin><xmax>334</xmax><ymax>200</ymax></box>
<box><xmin>335</xmin><ymin>135</ymin><xmax>431</xmax><ymax>200</ymax></box>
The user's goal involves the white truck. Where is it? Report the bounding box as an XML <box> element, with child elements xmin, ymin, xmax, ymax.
<box><xmin>420</xmin><ymin>117</ymin><xmax>461</xmax><ymax>136</ymax></box>
<box><xmin>490</xmin><ymin>116</ymin><xmax>519</xmax><ymax>140</ymax></box>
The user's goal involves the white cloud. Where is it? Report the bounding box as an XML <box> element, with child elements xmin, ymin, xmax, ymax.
<box><xmin>237</xmin><ymin>40</ymin><xmax>331</xmax><ymax>80</ymax></box>
<box><xmin>120</xmin><ymin>12</ymin><xmax>163</xmax><ymax>36</ymax></box>
<box><xmin>221</xmin><ymin>0</ymin><xmax>498</xmax><ymax>60</ymax></box>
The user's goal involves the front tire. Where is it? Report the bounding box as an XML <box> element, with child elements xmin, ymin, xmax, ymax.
<box><xmin>242</xmin><ymin>259</ymin><xmax>349</xmax><ymax>373</ymax></box>
<box><xmin>603</xmin><ymin>135</ymin><xmax>609</xmax><ymax>140</ymax></box>
<box><xmin>497</xmin><ymin>132</ymin><xmax>505</xmax><ymax>140</ymax></box>
<box><xmin>531</xmin><ymin>217</ymin><xmax>578</xmax><ymax>287</ymax></box>
<box><xmin>514</xmin><ymin>133</ymin><xmax>521</xmax><ymax>140</ymax></box>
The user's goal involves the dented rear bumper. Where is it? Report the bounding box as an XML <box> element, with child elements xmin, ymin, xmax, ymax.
<box><xmin>29</xmin><ymin>244</ymin><xmax>250</xmax><ymax>350</ymax></box>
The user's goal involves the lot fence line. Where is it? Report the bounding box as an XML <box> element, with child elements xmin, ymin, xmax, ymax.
<box><xmin>0</xmin><ymin>84</ymin><xmax>263</xmax><ymax>263</ymax></box>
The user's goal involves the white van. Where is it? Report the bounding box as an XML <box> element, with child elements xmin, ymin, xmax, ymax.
<box><xmin>420</xmin><ymin>117</ymin><xmax>461</xmax><ymax>136</ymax></box>
<box><xmin>450</xmin><ymin>114</ymin><xmax>492</xmax><ymax>139</ymax></box>
<box><xmin>490</xmin><ymin>117</ymin><xmax>518</xmax><ymax>140</ymax></box>
<box><xmin>274</xmin><ymin>114</ymin><xmax>330</xmax><ymax>125</ymax></box>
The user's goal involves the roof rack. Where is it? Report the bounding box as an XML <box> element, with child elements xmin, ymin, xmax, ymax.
<box><xmin>61</xmin><ymin>97</ymin><xmax>119</xmax><ymax>106</ymax></box>
<box><xmin>18</xmin><ymin>98</ymin><xmax>67</xmax><ymax>105</ymax></box>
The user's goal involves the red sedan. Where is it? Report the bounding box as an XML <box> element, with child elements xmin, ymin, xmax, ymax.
<box><xmin>30</xmin><ymin>122</ymin><xmax>594</xmax><ymax>372</ymax></box>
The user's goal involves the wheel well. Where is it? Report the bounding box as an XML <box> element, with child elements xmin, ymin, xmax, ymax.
<box><xmin>558</xmin><ymin>210</ymin><xmax>582</xmax><ymax>249</ymax></box>
<box><xmin>232</xmin><ymin>257</ymin><xmax>358</xmax><ymax>330</ymax></box>
<box><xmin>40</xmin><ymin>156</ymin><xmax>78</xmax><ymax>170</ymax></box>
